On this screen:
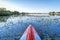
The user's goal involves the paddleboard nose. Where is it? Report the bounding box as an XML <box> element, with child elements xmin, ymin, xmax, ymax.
<box><xmin>20</xmin><ymin>24</ymin><xmax>41</xmax><ymax>40</ymax></box>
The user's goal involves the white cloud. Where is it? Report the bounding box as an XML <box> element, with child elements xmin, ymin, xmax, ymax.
<box><xmin>0</xmin><ymin>0</ymin><xmax>48</xmax><ymax>13</ymax></box>
<box><xmin>0</xmin><ymin>0</ymin><xmax>27</xmax><ymax>12</ymax></box>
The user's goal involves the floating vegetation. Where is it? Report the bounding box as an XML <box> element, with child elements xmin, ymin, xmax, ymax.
<box><xmin>0</xmin><ymin>16</ymin><xmax>60</xmax><ymax>40</ymax></box>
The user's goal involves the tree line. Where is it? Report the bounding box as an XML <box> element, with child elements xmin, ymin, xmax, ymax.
<box><xmin>0</xmin><ymin>8</ymin><xmax>26</xmax><ymax>16</ymax></box>
<box><xmin>49</xmin><ymin>12</ymin><xmax>60</xmax><ymax>16</ymax></box>
<box><xmin>0</xmin><ymin>8</ymin><xmax>60</xmax><ymax>16</ymax></box>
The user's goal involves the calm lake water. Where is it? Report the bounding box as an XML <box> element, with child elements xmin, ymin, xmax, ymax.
<box><xmin>0</xmin><ymin>16</ymin><xmax>60</xmax><ymax>40</ymax></box>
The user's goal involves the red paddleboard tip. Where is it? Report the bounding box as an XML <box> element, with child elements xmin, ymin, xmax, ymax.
<box><xmin>20</xmin><ymin>24</ymin><xmax>41</xmax><ymax>40</ymax></box>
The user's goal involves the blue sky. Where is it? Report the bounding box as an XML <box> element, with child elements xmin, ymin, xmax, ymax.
<box><xmin>0</xmin><ymin>0</ymin><xmax>60</xmax><ymax>13</ymax></box>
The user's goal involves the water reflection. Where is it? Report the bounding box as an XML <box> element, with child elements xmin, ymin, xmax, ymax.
<box><xmin>0</xmin><ymin>16</ymin><xmax>60</xmax><ymax>40</ymax></box>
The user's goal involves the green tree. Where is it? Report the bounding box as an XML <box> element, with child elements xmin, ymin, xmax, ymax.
<box><xmin>49</xmin><ymin>12</ymin><xmax>55</xmax><ymax>16</ymax></box>
<box><xmin>12</xmin><ymin>11</ymin><xmax>20</xmax><ymax>15</ymax></box>
<box><xmin>56</xmin><ymin>12</ymin><xmax>60</xmax><ymax>16</ymax></box>
<box><xmin>21</xmin><ymin>12</ymin><xmax>25</xmax><ymax>16</ymax></box>
<box><xmin>0</xmin><ymin>8</ymin><xmax>6</xmax><ymax>12</ymax></box>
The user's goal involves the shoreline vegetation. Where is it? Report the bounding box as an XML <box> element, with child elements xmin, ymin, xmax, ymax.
<box><xmin>0</xmin><ymin>8</ymin><xmax>60</xmax><ymax>22</ymax></box>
